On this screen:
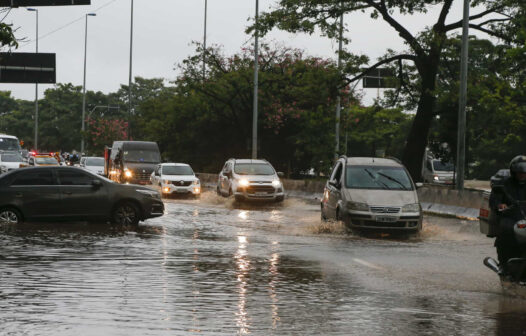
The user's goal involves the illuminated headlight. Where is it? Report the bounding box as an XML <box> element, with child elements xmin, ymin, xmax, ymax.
<box><xmin>433</xmin><ymin>175</ymin><xmax>439</xmax><ymax>181</ymax></box>
<box><xmin>272</xmin><ymin>180</ymin><xmax>281</xmax><ymax>187</ymax></box>
<box><xmin>402</xmin><ymin>203</ymin><xmax>420</xmax><ymax>213</ymax></box>
<box><xmin>110</xmin><ymin>170</ymin><xmax>117</xmax><ymax>175</ymax></box>
<box><xmin>193</xmin><ymin>179</ymin><xmax>200</xmax><ymax>185</ymax></box>
<box><xmin>238</xmin><ymin>179</ymin><xmax>249</xmax><ymax>187</ymax></box>
<box><xmin>347</xmin><ymin>201</ymin><xmax>369</xmax><ymax>211</ymax></box>
<box><xmin>136</xmin><ymin>189</ymin><xmax>161</xmax><ymax>199</ymax></box>
<box><xmin>163</xmin><ymin>187</ymin><xmax>170</xmax><ymax>193</ymax></box>
<box><xmin>194</xmin><ymin>187</ymin><xmax>201</xmax><ymax>194</ymax></box>
<box><xmin>124</xmin><ymin>170</ymin><xmax>133</xmax><ymax>178</ymax></box>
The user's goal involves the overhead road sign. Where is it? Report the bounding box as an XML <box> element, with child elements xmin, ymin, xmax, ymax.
<box><xmin>0</xmin><ymin>0</ymin><xmax>90</xmax><ymax>7</ymax></box>
<box><xmin>0</xmin><ymin>52</ymin><xmax>55</xmax><ymax>83</ymax></box>
<box><xmin>362</xmin><ymin>68</ymin><xmax>398</xmax><ymax>88</ymax></box>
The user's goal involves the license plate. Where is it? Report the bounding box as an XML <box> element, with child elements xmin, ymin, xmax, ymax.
<box><xmin>376</xmin><ymin>216</ymin><xmax>397</xmax><ymax>223</ymax></box>
<box><xmin>255</xmin><ymin>192</ymin><xmax>268</xmax><ymax>196</ymax></box>
<box><xmin>176</xmin><ymin>189</ymin><xmax>188</xmax><ymax>193</ymax></box>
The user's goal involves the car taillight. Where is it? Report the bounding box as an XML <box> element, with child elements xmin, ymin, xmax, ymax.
<box><xmin>479</xmin><ymin>208</ymin><xmax>489</xmax><ymax>218</ymax></box>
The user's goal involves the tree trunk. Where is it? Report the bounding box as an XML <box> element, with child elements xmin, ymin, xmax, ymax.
<box><xmin>402</xmin><ymin>66</ymin><xmax>438</xmax><ymax>181</ymax></box>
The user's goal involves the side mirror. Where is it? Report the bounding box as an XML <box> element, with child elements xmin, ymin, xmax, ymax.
<box><xmin>92</xmin><ymin>179</ymin><xmax>103</xmax><ymax>188</ymax></box>
<box><xmin>329</xmin><ymin>180</ymin><xmax>340</xmax><ymax>189</ymax></box>
<box><xmin>415</xmin><ymin>182</ymin><xmax>423</xmax><ymax>188</ymax></box>
<box><xmin>277</xmin><ymin>172</ymin><xmax>285</xmax><ymax>178</ymax></box>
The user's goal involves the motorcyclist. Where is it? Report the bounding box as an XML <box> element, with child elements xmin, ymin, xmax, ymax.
<box><xmin>490</xmin><ymin>155</ymin><xmax>526</xmax><ymax>274</ymax></box>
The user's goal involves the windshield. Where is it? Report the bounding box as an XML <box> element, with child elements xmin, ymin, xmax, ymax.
<box><xmin>123</xmin><ymin>150</ymin><xmax>160</xmax><ymax>163</ymax></box>
<box><xmin>1</xmin><ymin>153</ymin><xmax>23</xmax><ymax>162</ymax></box>
<box><xmin>35</xmin><ymin>157</ymin><xmax>58</xmax><ymax>165</ymax></box>
<box><xmin>162</xmin><ymin>165</ymin><xmax>193</xmax><ymax>175</ymax></box>
<box><xmin>433</xmin><ymin>160</ymin><xmax>454</xmax><ymax>172</ymax></box>
<box><xmin>86</xmin><ymin>158</ymin><xmax>104</xmax><ymax>166</ymax></box>
<box><xmin>0</xmin><ymin>137</ymin><xmax>21</xmax><ymax>151</ymax></box>
<box><xmin>345</xmin><ymin>165</ymin><xmax>413</xmax><ymax>190</ymax></box>
<box><xmin>234</xmin><ymin>163</ymin><xmax>275</xmax><ymax>175</ymax></box>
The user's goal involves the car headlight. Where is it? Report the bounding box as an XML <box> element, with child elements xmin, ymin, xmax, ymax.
<box><xmin>433</xmin><ymin>175</ymin><xmax>439</xmax><ymax>181</ymax></box>
<box><xmin>238</xmin><ymin>179</ymin><xmax>249</xmax><ymax>187</ymax></box>
<box><xmin>124</xmin><ymin>170</ymin><xmax>133</xmax><ymax>178</ymax></box>
<box><xmin>272</xmin><ymin>180</ymin><xmax>281</xmax><ymax>187</ymax></box>
<box><xmin>347</xmin><ymin>201</ymin><xmax>369</xmax><ymax>211</ymax></box>
<box><xmin>193</xmin><ymin>179</ymin><xmax>200</xmax><ymax>185</ymax></box>
<box><xmin>163</xmin><ymin>179</ymin><xmax>171</xmax><ymax>184</ymax></box>
<box><xmin>136</xmin><ymin>189</ymin><xmax>161</xmax><ymax>199</ymax></box>
<box><xmin>402</xmin><ymin>203</ymin><xmax>420</xmax><ymax>213</ymax></box>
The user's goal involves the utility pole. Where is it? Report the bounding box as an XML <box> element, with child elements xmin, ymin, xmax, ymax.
<box><xmin>335</xmin><ymin>11</ymin><xmax>343</xmax><ymax>160</ymax></box>
<box><xmin>27</xmin><ymin>8</ymin><xmax>38</xmax><ymax>150</ymax></box>
<box><xmin>81</xmin><ymin>13</ymin><xmax>96</xmax><ymax>154</ymax></box>
<box><xmin>251</xmin><ymin>0</ymin><xmax>259</xmax><ymax>159</ymax></box>
<box><xmin>128</xmin><ymin>0</ymin><xmax>134</xmax><ymax>140</ymax></box>
<box><xmin>203</xmin><ymin>0</ymin><xmax>207</xmax><ymax>79</ymax></box>
<box><xmin>456</xmin><ymin>0</ymin><xmax>470</xmax><ymax>190</ymax></box>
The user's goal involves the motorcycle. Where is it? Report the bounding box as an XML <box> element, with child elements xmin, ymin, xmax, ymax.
<box><xmin>483</xmin><ymin>187</ymin><xmax>526</xmax><ymax>297</ymax></box>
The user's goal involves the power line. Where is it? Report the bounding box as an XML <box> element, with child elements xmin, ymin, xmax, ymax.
<box><xmin>18</xmin><ymin>0</ymin><xmax>118</xmax><ymax>50</ymax></box>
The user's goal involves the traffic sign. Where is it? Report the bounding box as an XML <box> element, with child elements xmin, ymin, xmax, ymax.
<box><xmin>0</xmin><ymin>52</ymin><xmax>55</xmax><ymax>83</ymax></box>
<box><xmin>0</xmin><ymin>0</ymin><xmax>90</xmax><ymax>6</ymax></box>
<box><xmin>362</xmin><ymin>68</ymin><xmax>398</xmax><ymax>88</ymax></box>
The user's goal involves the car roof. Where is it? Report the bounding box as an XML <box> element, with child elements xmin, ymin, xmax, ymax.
<box><xmin>233</xmin><ymin>159</ymin><xmax>269</xmax><ymax>164</ymax></box>
<box><xmin>345</xmin><ymin>157</ymin><xmax>403</xmax><ymax>167</ymax></box>
<box><xmin>0</xmin><ymin>134</ymin><xmax>18</xmax><ymax>139</ymax></box>
<box><xmin>160</xmin><ymin>163</ymin><xmax>190</xmax><ymax>166</ymax></box>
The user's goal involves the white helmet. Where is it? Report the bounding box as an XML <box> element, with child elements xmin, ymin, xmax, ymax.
<box><xmin>514</xmin><ymin>220</ymin><xmax>526</xmax><ymax>244</ymax></box>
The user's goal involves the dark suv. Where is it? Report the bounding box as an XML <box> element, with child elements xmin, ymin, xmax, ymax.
<box><xmin>0</xmin><ymin>166</ymin><xmax>164</xmax><ymax>226</ymax></box>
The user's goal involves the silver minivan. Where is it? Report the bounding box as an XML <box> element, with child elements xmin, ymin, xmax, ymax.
<box><xmin>321</xmin><ymin>156</ymin><xmax>422</xmax><ymax>232</ymax></box>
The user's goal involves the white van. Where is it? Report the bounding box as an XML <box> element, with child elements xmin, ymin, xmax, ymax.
<box><xmin>422</xmin><ymin>158</ymin><xmax>454</xmax><ymax>185</ymax></box>
<box><xmin>0</xmin><ymin>134</ymin><xmax>22</xmax><ymax>152</ymax></box>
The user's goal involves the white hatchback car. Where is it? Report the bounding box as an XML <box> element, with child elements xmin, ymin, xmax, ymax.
<box><xmin>80</xmin><ymin>156</ymin><xmax>105</xmax><ymax>175</ymax></box>
<box><xmin>150</xmin><ymin>163</ymin><xmax>201</xmax><ymax>198</ymax></box>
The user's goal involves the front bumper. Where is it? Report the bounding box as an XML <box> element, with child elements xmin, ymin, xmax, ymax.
<box><xmin>345</xmin><ymin>210</ymin><xmax>422</xmax><ymax>231</ymax></box>
<box><xmin>161</xmin><ymin>184</ymin><xmax>201</xmax><ymax>195</ymax></box>
<box><xmin>234</xmin><ymin>185</ymin><xmax>285</xmax><ymax>201</ymax></box>
<box><xmin>141</xmin><ymin>199</ymin><xmax>165</xmax><ymax>219</ymax></box>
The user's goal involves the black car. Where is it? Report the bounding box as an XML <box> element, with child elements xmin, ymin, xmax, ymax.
<box><xmin>0</xmin><ymin>166</ymin><xmax>164</xmax><ymax>226</ymax></box>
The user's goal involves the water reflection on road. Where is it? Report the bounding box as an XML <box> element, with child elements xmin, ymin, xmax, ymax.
<box><xmin>0</xmin><ymin>191</ymin><xmax>524</xmax><ymax>335</ymax></box>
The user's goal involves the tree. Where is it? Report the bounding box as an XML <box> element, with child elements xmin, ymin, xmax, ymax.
<box><xmin>252</xmin><ymin>0</ymin><xmax>519</xmax><ymax>180</ymax></box>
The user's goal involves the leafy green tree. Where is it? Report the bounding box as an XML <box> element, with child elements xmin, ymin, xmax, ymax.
<box><xmin>252</xmin><ymin>0</ymin><xmax>519</xmax><ymax>180</ymax></box>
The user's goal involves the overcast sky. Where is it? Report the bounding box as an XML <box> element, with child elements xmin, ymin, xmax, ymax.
<box><xmin>1</xmin><ymin>0</ymin><xmax>488</xmax><ymax>105</ymax></box>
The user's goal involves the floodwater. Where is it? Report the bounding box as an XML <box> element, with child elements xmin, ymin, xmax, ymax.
<box><xmin>0</xmin><ymin>191</ymin><xmax>524</xmax><ymax>335</ymax></box>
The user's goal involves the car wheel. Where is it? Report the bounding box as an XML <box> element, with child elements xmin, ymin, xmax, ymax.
<box><xmin>228</xmin><ymin>188</ymin><xmax>233</xmax><ymax>197</ymax></box>
<box><xmin>234</xmin><ymin>194</ymin><xmax>244</xmax><ymax>202</ymax></box>
<box><xmin>336</xmin><ymin>208</ymin><xmax>341</xmax><ymax>222</ymax></box>
<box><xmin>216</xmin><ymin>185</ymin><xmax>221</xmax><ymax>196</ymax></box>
<box><xmin>0</xmin><ymin>207</ymin><xmax>22</xmax><ymax>224</ymax></box>
<box><xmin>321</xmin><ymin>205</ymin><xmax>327</xmax><ymax>221</ymax></box>
<box><xmin>112</xmin><ymin>202</ymin><xmax>140</xmax><ymax>226</ymax></box>
<box><xmin>275</xmin><ymin>196</ymin><xmax>284</xmax><ymax>203</ymax></box>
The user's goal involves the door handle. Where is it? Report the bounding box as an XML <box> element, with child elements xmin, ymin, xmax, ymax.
<box><xmin>15</xmin><ymin>192</ymin><xmax>22</xmax><ymax>198</ymax></box>
<box><xmin>64</xmin><ymin>191</ymin><xmax>72</xmax><ymax>195</ymax></box>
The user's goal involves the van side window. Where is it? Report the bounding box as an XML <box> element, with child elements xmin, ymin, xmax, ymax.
<box><xmin>331</xmin><ymin>162</ymin><xmax>343</xmax><ymax>182</ymax></box>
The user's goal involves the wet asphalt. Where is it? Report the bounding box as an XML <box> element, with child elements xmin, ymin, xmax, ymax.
<box><xmin>0</xmin><ymin>191</ymin><xmax>525</xmax><ymax>335</ymax></box>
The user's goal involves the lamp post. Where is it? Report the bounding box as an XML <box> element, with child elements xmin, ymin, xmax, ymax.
<box><xmin>81</xmin><ymin>13</ymin><xmax>96</xmax><ymax>154</ymax></box>
<box><xmin>27</xmin><ymin>8</ymin><xmax>38</xmax><ymax>150</ymax></box>
<box><xmin>128</xmin><ymin>0</ymin><xmax>134</xmax><ymax>140</ymax></box>
<box><xmin>251</xmin><ymin>0</ymin><xmax>259</xmax><ymax>159</ymax></box>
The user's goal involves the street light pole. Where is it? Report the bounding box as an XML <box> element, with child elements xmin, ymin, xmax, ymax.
<box><xmin>203</xmin><ymin>0</ymin><xmax>207</xmax><ymax>79</ymax></box>
<box><xmin>81</xmin><ymin>13</ymin><xmax>96</xmax><ymax>154</ymax></box>
<box><xmin>128</xmin><ymin>0</ymin><xmax>134</xmax><ymax>140</ymax></box>
<box><xmin>456</xmin><ymin>0</ymin><xmax>470</xmax><ymax>190</ymax></box>
<box><xmin>251</xmin><ymin>0</ymin><xmax>259</xmax><ymax>159</ymax></box>
<box><xmin>27</xmin><ymin>8</ymin><xmax>38</xmax><ymax>150</ymax></box>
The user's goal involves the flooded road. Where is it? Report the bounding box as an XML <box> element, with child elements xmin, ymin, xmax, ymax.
<box><xmin>1</xmin><ymin>192</ymin><xmax>524</xmax><ymax>335</ymax></box>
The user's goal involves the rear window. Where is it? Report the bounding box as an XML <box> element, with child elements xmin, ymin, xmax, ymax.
<box><xmin>86</xmin><ymin>158</ymin><xmax>104</xmax><ymax>166</ymax></box>
<box><xmin>35</xmin><ymin>157</ymin><xmax>58</xmax><ymax>165</ymax></box>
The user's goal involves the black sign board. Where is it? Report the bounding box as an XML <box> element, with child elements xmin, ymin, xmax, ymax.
<box><xmin>0</xmin><ymin>0</ymin><xmax>90</xmax><ymax>6</ymax></box>
<box><xmin>0</xmin><ymin>52</ymin><xmax>55</xmax><ymax>83</ymax></box>
<box><xmin>362</xmin><ymin>68</ymin><xmax>398</xmax><ymax>88</ymax></box>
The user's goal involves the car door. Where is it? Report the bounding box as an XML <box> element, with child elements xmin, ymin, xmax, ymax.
<box><xmin>153</xmin><ymin>165</ymin><xmax>161</xmax><ymax>185</ymax></box>
<box><xmin>9</xmin><ymin>168</ymin><xmax>61</xmax><ymax>219</ymax></box>
<box><xmin>221</xmin><ymin>162</ymin><xmax>232</xmax><ymax>194</ymax></box>
<box><xmin>56</xmin><ymin>168</ymin><xmax>110</xmax><ymax>219</ymax></box>
<box><xmin>326</xmin><ymin>162</ymin><xmax>343</xmax><ymax>218</ymax></box>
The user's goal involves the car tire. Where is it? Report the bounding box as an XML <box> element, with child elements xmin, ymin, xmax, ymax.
<box><xmin>216</xmin><ymin>186</ymin><xmax>221</xmax><ymax>196</ymax></box>
<box><xmin>321</xmin><ymin>205</ymin><xmax>328</xmax><ymax>221</ymax></box>
<box><xmin>275</xmin><ymin>196</ymin><xmax>284</xmax><ymax>203</ymax></box>
<box><xmin>0</xmin><ymin>207</ymin><xmax>22</xmax><ymax>224</ymax></box>
<box><xmin>228</xmin><ymin>188</ymin><xmax>233</xmax><ymax>197</ymax></box>
<box><xmin>234</xmin><ymin>194</ymin><xmax>244</xmax><ymax>202</ymax></box>
<box><xmin>112</xmin><ymin>202</ymin><xmax>140</xmax><ymax>226</ymax></box>
<box><xmin>336</xmin><ymin>208</ymin><xmax>341</xmax><ymax>222</ymax></box>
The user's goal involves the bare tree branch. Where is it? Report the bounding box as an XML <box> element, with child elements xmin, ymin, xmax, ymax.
<box><xmin>444</xmin><ymin>5</ymin><xmax>506</xmax><ymax>31</ymax></box>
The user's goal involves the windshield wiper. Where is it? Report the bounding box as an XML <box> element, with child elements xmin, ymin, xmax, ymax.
<box><xmin>364</xmin><ymin>168</ymin><xmax>391</xmax><ymax>190</ymax></box>
<box><xmin>377</xmin><ymin>172</ymin><xmax>408</xmax><ymax>190</ymax></box>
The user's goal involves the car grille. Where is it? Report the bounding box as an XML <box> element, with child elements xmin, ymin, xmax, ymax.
<box><xmin>246</xmin><ymin>185</ymin><xmax>275</xmax><ymax>194</ymax></box>
<box><xmin>135</xmin><ymin>172</ymin><xmax>151</xmax><ymax>182</ymax></box>
<box><xmin>370</xmin><ymin>206</ymin><xmax>400</xmax><ymax>214</ymax></box>
<box><xmin>171</xmin><ymin>181</ymin><xmax>192</xmax><ymax>187</ymax></box>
